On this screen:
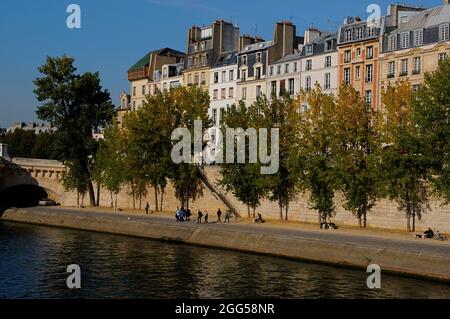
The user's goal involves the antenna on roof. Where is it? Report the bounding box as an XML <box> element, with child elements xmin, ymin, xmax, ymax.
<box><xmin>255</xmin><ymin>24</ymin><xmax>258</xmax><ymax>37</ymax></box>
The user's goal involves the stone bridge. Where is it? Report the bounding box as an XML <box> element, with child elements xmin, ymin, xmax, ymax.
<box><xmin>0</xmin><ymin>156</ymin><xmax>69</xmax><ymax>207</ymax></box>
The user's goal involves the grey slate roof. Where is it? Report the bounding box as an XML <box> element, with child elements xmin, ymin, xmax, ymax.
<box><xmin>213</xmin><ymin>50</ymin><xmax>238</xmax><ymax>67</ymax></box>
<box><xmin>391</xmin><ymin>4</ymin><xmax>450</xmax><ymax>34</ymax></box>
<box><xmin>300</xmin><ymin>32</ymin><xmax>338</xmax><ymax>57</ymax></box>
<box><xmin>240</xmin><ymin>40</ymin><xmax>273</xmax><ymax>54</ymax></box>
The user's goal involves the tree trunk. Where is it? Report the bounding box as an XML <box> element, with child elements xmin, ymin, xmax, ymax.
<box><xmin>115</xmin><ymin>192</ymin><xmax>118</xmax><ymax>211</ymax></box>
<box><xmin>131</xmin><ymin>183</ymin><xmax>136</xmax><ymax>210</ymax></box>
<box><xmin>110</xmin><ymin>191</ymin><xmax>113</xmax><ymax>209</ymax></box>
<box><xmin>96</xmin><ymin>183</ymin><xmax>100</xmax><ymax>207</ymax></box>
<box><xmin>285</xmin><ymin>199</ymin><xmax>289</xmax><ymax>221</ymax></box>
<box><xmin>318</xmin><ymin>211</ymin><xmax>321</xmax><ymax>225</ymax></box>
<box><xmin>154</xmin><ymin>187</ymin><xmax>159</xmax><ymax>212</ymax></box>
<box><xmin>363</xmin><ymin>211</ymin><xmax>367</xmax><ymax>228</ymax></box>
<box><xmin>77</xmin><ymin>191</ymin><xmax>80</xmax><ymax>208</ymax></box>
<box><xmin>279</xmin><ymin>201</ymin><xmax>283</xmax><ymax>220</ymax></box>
<box><xmin>160</xmin><ymin>189</ymin><xmax>164</xmax><ymax>211</ymax></box>
<box><xmin>87</xmin><ymin>179</ymin><xmax>96</xmax><ymax>207</ymax></box>
<box><xmin>247</xmin><ymin>205</ymin><xmax>251</xmax><ymax>218</ymax></box>
<box><xmin>252</xmin><ymin>207</ymin><xmax>256</xmax><ymax>218</ymax></box>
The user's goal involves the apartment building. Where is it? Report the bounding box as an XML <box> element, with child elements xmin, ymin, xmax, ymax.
<box><xmin>117</xmin><ymin>91</ymin><xmax>131</xmax><ymax>128</ymax></box>
<box><xmin>206</xmin><ymin>51</ymin><xmax>238</xmax><ymax>163</ymax></box>
<box><xmin>160</xmin><ymin>63</ymin><xmax>184</xmax><ymax>92</ymax></box>
<box><xmin>267</xmin><ymin>52</ymin><xmax>301</xmax><ymax>98</ymax></box>
<box><xmin>237</xmin><ymin>21</ymin><xmax>304</xmax><ymax>105</ymax></box>
<box><xmin>184</xmin><ymin>20</ymin><xmax>240</xmax><ymax>91</ymax></box>
<box><xmin>299</xmin><ymin>29</ymin><xmax>339</xmax><ymax>96</ymax></box>
<box><xmin>379</xmin><ymin>2</ymin><xmax>450</xmax><ymax>107</ymax></box>
<box><xmin>128</xmin><ymin>48</ymin><xmax>185</xmax><ymax>111</ymax></box>
<box><xmin>337</xmin><ymin>16</ymin><xmax>386</xmax><ymax>110</ymax></box>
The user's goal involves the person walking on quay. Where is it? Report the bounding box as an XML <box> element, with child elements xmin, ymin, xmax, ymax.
<box><xmin>186</xmin><ymin>208</ymin><xmax>191</xmax><ymax>221</ymax></box>
<box><xmin>197</xmin><ymin>210</ymin><xmax>203</xmax><ymax>224</ymax></box>
<box><xmin>224</xmin><ymin>210</ymin><xmax>232</xmax><ymax>224</ymax></box>
<box><xmin>145</xmin><ymin>202</ymin><xmax>150</xmax><ymax>215</ymax></box>
<box><xmin>204</xmin><ymin>210</ymin><xmax>209</xmax><ymax>224</ymax></box>
<box><xmin>216</xmin><ymin>209</ymin><xmax>222</xmax><ymax>223</ymax></box>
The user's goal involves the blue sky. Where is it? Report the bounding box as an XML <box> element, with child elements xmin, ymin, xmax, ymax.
<box><xmin>0</xmin><ymin>0</ymin><xmax>441</xmax><ymax>128</ymax></box>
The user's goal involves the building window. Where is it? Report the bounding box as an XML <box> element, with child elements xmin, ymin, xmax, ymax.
<box><xmin>133</xmin><ymin>101</ymin><xmax>136</xmax><ymax>111</ymax></box>
<box><xmin>221</xmin><ymin>88</ymin><xmax>226</xmax><ymax>99</ymax></box>
<box><xmin>439</xmin><ymin>24</ymin><xmax>449</xmax><ymax>41</ymax></box>
<box><xmin>194</xmin><ymin>74</ymin><xmax>199</xmax><ymax>85</ymax></box>
<box><xmin>356</xmin><ymin>66</ymin><xmax>361</xmax><ymax>80</ymax></box>
<box><xmin>344</xmin><ymin>50</ymin><xmax>351</xmax><ymax>63</ymax></box>
<box><xmin>212</xmin><ymin>109</ymin><xmax>217</xmax><ymax>126</ymax></box>
<box><xmin>365</xmin><ymin>90</ymin><xmax>372</xmax><ymax>107</ymax></box>
<box><xmin>256</xmin><ymin>85</ymin><xmax>262</xmax><ymax>98</ymax></box>
<box><xmin>229</xmin><ymin>70</ymin><xmax>234</xmax><ymax>81</ymax></box>
<box><xmin>242</xmin><ymin>87</ymin><xmax>247</xmax><ymax>100</ymax></box>
<box><xmin>325</xmin><ymin>40</ymin><xmax>333</xmax><ymax>51</ymax></box>
<box><xmin>288</xmin><ymin>78</ymin><xmax>295</xmax><ymax>96</ymax></box>
<box><xmin>400</xmin><ymin>59</ymin><xmax>408</xmax><ymax>76</ymax></box>
<box><xmin>412</xmin><ymin>84</ymin><xmax>421</xmax><ymax>92</ymax></box>
<box><xmin>366</xmin><ymin>46</ymin><xmax>374</xmax><ymax>59</ymax></box>
<box><xmin>344</xmin><ymin>68</ymin><xmax>351</xmax><ymax>85</ymax></box>
<box><xmin>325</xmin><ymin>56</ymin><xmax>332</xmax><ymax>68</ymax></box>
<box><xmin>306</xmin><ymin>59</ymin><xmax>312</xmax><ymax>71</ymax></box>
<box><xmin>213</xmin><ymin>89</ymin><xmax>218</xmax><ymax>100</ymax></box>
<box><xmin>256</xmin><ymin>52</ymin><xmax>262</xmax><ymax>63</ymax></box>
<box><xmin>305</xmin><ymin>76</ymin><xmax>312</xmax><ymax>91</ymax></box>
<box><xmin>366</xmin><ymin>64</ymin><xmax>373</xmax><ymax>83</ymax></box>
<box><xmin>271</xmin><ymin>81</ymin><xmax>277</xmax><ymax>95</ymax></box>
<box><xmin>279</xmin><ymin>80</ymin><xmax>286</xmax><ymax>95</ymax></box>
<box><xmin>367</xmin><ymin>27</ymin><xmax>375</xmax><ymax>37</ymax></box>
<box><xmin>229</xmin><ymin>87</ymin><xmax>234</xmax><ymax>98</ymax></box>
<box><xmin>356</xmin><ymin>27</ymin><xmax>363</xmax><ymax>40</ymax></box>
<box><xmin>345</xmin><ymin>29</ymin><xmax>352</xmax><ymax>42</ymax></box>
<box><xmin>214</xmin><ymin>72</ymin><xmax>219</xmax><ymax>84</ymax></box>
<box><xmin>389</xmin><ymin>35</ymin><xmax>397</xmax><ymax>51</ymax></box>
<box><xmin>413</xmin><ymin>57</ymin><xmax>421</xmax><ymax>74</ymax></box>
<box><xmin>439</xmin><ymin>52</ymin><xmax>448</xmax><ymax>62</ymax></box>
<box><xmin>187</xmin><ymin>74</ymin><xmax>192</xmax><ymax>85</ymax></box>
<box><xmin>270</xmin><ymin>66</ymin><xmax>274</xmax><ymax>76</ymax></box>
<box><xmin>219</xmin><ymin>109</ymin><xmax>224</xmax><ymax>125</ymax></box>
<box><xmin>255</xmin><ymin>67</ymin><xmax>262</xmax><ymax>79</ymax></box>
<box><xmin>388</xmin><ymin>61</ymin><xmax>396</xmax><ymax>78</ymax></box>
<box><xmin>414</xmin><ymin>29</ymin><xmax>423</xmax><ymax>46</ymax></box>
<box><xmin>222</xmin><ymin>71</ymin><xmax>226</xmax><ymax>83</ymax></box>
<box><xmin>277</xmin><ymin>65</ymin><xmax>281</xmax><ymax>75</ymax></box>
<box><xmin>133</xmin><ymin>86</ymin><xmax>136</xmax><ymax>97</ymax></box>
<box><xmin>241</xmin><ymin>69</ymin><xmax>247</xmax><ymax>81</ymax></box>
<box><xmin>306</xmin><ymin>44</ymin><xmax>313</xmax><ymax>55</ymax></box>
<box><xmin>285</xmin><ymin>64</ymin><xmax>289</xmax><ymax>73</ymax></box>
<box><xmin>242</xmin><ymin>55</ymin><xmax>248</xmax><ymax>65</ymax></box>
<box><xmin>323</xmin><ymin>73</ymin><xmax>330</xmax><ymax>90</ymax></box>
<box><xmin>401</xmin><ymin>32</ymin><xmax>410</xmax><ymax>49</ymax></box>
<box><xmin>201</xmin><ymin>72</ymin><xmax>206</xmax><ymax>85</ymax></box>
<box><xmin>294</xmin><ymin>62</ymin><xmax>298</xmax><ymax>72</ymax></box>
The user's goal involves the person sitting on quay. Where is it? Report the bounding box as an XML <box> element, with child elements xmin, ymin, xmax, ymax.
<box><xmin>204</xmin><ymin>210</ymin><xmax>209</xmax><ymax>224</ymax></box>
<box><xmin>197</xmin><ymin>210</ymin><xmax>203</xmax><ymax>224</ymax></box>
<box><xmin>424</xmin><ymin>228</ymin><xmax>434</xmax><ymax>239</ymax></box>
<box><xmin>254</xmin><ymin>213</ymin><xmax>265</xmax><ymax>224</ymax></box>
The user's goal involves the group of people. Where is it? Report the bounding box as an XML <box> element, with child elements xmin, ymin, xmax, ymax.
<box><xmin>175</xmin><ymin>207</ymin><xmax>235</xmax><ymax>224</ymax></box>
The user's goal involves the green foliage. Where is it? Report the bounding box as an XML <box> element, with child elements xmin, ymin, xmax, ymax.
<box><xmin>332</xmin><ymin>85</ymin><xmax>380</xmax><ymax>227</ymax></box>
<box><xmin>413</xmin><ymin>60</ymin><xmax>450</xmax><ymax>204</ymax></box>
<box><xmin>379</xmin><ymin>82</ymin><xmax>431</xmax><ymax>232</ymax></box>
<box><xmin>0</xmin><ymin>129</ymin><xmax>58</xmax><ymax>159</ymax></box>
<box><xmin>34</xmin><ymin>55</ymin><xmax>115</xmax><ymax>206</ymax></box>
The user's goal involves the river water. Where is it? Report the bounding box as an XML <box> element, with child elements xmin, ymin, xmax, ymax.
<box><xmin>0</xmin><ymin>221</ymin><xmax>449</xmax><ymax>299</ymax></box>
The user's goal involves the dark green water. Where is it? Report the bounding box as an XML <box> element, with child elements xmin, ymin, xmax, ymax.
<box><xmin>0</xmin><ymin>221</ymin><xmax>449</xmax><ymax>299</ymax></box>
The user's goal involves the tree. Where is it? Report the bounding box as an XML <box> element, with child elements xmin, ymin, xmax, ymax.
<box><xmin>31</xmin><ymin>131</ymin><xmax>59</xmax><ymax>160</ymax></box>
<box><xmin>1</xmin><ymin>129</ymin><xmax>36</xmax><ymax>158</ymax></box>
<box><xmin>94</xmin><ymin>121</ymin><xmax>126</xmax><ymax>210</ymax></box>
<box><xmin>290</xmin><ymin>85</ymin><xmax>338</xmax><ymax>225</ymax></box>
<box><xmin>220</xmin><ymin>102</ymin><xmax>269</xmax><ymax>218</ymax></box>
<box><xmin>413</xmin><ymin>60</ymin><xmax>450</xmax><ymax>204</ymax></box>
<box><xmin>379</xmin><ymin>82</ymin><xmax>431</xmax><ymax>232</ymax></box>
<box><xmin>256</xmin><ymin>94</ymin><xmax>300</xmax><ymax>220</ymax></box>
<box><xmin>34</xmin><ymin>55</ymin><xmax>115</xmax><ymax>206</ymax></box>
<box><xmin>332</xmin><ymin>85</ymin><xmax>380</xmax><ymax>227</ymax></box>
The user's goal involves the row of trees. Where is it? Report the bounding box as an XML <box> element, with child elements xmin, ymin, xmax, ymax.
<box><xmin>33</xmin><ymin>55</ymin><xmax>449</xmax><ymax>231</ymax></box>
<box><xmin>0</xmin><ymin>129</ymin><xmax>59</xmax><ymax>159</ymax></box>
<box><xmin>219</xmin><ymin>60</ymin><xmax>450</xmax><ymax>232</ymax></box>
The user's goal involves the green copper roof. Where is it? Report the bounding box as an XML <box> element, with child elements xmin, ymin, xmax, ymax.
<box><xmin>128</xmin><ymin>48</ymin><xmax>186</xmax><ymax>72</ymax></box>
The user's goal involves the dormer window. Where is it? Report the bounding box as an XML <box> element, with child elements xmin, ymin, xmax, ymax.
<box><xmin>325</xmin><ymin>40</ymin><xmax>332</xmax><ymax>51</ymax></box>
<box><xmin>367</xmin><ymin>27</ymin><xmax>375</xmax><ymax>37</ymax></box>
<box><xmin>356</xmin><ymin>27</ymin><xmax>363</xmax><ymax>40</ymax></box>
<box><xmin>256</xmin><ymin>52</ymin><xmax>262</xmax><ymax>63</ymax></box>
<box><xmin>242</xmin><ymin>55</ymin><xmax>248</xmax><ymax>65</ymax></box>
<box><xmin>345</xmin><ymin>29</ymin><xmax>352</xmax><ymax>42</ymax></box>
<box><xmin>306</xmin><ymin>45</ymin><xmax>313</xmax><ymax>55</ymax></box>
<box><xmin>388</xmin><ymin>35</ymin><xmax>397</xmax><ymax>51</ymax></box>
<box><xmin>401</xmin><ymin>32</ymin><xmax>410</xmax><ymax>49</ymax></box>
<box><xmin>439</xmin><ymin>24</ymin><xmax>449</xmax><ymax>41</ymax></box>
<box><xmin>414</xmin><ymin>29</ymin><xmax>423</xmax><ymax>46</ymax></box>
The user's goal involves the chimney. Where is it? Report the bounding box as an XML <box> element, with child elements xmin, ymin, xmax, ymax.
<box><xmin>272</xmin><ymin>21</ymin><xmax>296</xmax><ymax>59</ymax></box>
<box><xmin>304</xmin><ymin>28</ymin><xmax>321</xmax><ymax>44</ymax></box>
<box><xmin>188</xmin><ymin>26</ymin><xmax>201</xmax><ymax>44</ymax></box>
<box><xmin>0</xmin><ymin>143</ymin><xmax>9</xmax><ymax>161</ymax></box>
<box><xmin>239</xmin><ymin>35</ymin><xmax>264</xmax><ymax>51</ymax></box>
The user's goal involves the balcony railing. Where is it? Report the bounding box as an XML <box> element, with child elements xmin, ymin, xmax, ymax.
<box><xmin>399</xmin><ymin>71</ymin><xmax>408</xmax><ymax>77</ymax></box>
<box><xmin>387</xmin><ymin>73</ymin><xmax>395</xmax><ymax>79</ymax></box>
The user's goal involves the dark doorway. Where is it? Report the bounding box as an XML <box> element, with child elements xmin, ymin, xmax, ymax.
<box><xmin>0</xmin><ymin>185</ymin><xmax>48</xmax><ymax>208</ymax></box>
